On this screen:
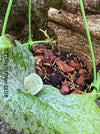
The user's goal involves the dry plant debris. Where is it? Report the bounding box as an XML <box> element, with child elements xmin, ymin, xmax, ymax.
<box><xmin>31</xmin><ymin>41</ymin><xmax>90</xmax><ymax>95</ymax></box>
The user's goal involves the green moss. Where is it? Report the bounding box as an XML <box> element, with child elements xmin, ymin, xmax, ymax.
<box><xmin>93</xmin><ymin>7</ymin><xmax>100</xmax><ymax>12</ymax></box>
<box><xmin>0</xmin><ymin>0</ymin><xmax>66</xmax><ymax>42</ymax></box>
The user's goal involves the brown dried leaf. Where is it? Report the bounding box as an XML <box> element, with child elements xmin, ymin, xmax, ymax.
<box><xmin>68</xmin><ymin>60</ymin><xmax>82</xmax><ymax>71</ymax></box>
<box><xmin>43</xmin><ymin>50</ymin><xmax>56</xmax><ymax>63</ymax></box>
<box><xmin>56</xmin><ymin>60</ymin><xmax>75</xmax><ymax>73</ymax></box>
<box><xmin>76</xmin><ymin>76</ymin><xmax>85</xmax><ymax>85</ymax></box>
<box><xmin>61</xmin><ymin>81</ymin><xmax>70</xmax><ymax>94</ymax></box>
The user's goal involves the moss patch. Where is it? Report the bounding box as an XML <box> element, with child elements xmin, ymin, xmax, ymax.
<box><xmin>0</xmin><ymin>0</ymin><xmax>66</xmax><ymax>42</ymax></box>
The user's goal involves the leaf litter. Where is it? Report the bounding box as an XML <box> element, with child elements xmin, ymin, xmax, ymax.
<box><xmin>31</xmin><ymin>41</ymin><xmax>90</xmax><ymax>95</ymax></box>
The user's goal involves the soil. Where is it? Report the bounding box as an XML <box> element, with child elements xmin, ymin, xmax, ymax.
<box><xmin>65</xmin><ymin>8</ymin><xmax>100</xmax><ymax>16</ymax></box>
<box><xmin>31</xmin><ymin>42</ymin><xmax>90</xmax><ymax>95</ymax></box>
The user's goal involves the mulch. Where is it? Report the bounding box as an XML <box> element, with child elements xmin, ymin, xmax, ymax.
<box><xmin>31</xmin><ymin>42</ymin><xmax>90</xmax><ymax>95</ymax></box>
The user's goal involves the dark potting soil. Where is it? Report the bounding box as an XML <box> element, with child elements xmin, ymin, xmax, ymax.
<box><xmin>31</xmin><ymin>42</ymin><xmax>91</xmax><ymax>95</ymax></box>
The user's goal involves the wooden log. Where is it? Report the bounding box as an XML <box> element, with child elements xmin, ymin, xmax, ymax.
<box><xmin>48</xmin><ymin>8</ymin><xmax>100</xmax><ymax>73</ymax></box>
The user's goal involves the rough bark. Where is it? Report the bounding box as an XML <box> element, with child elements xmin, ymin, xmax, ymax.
<box><xmin>48</xmin><ymin>8</ymin><xmax>100</xmax><ymax>73</ymax></box>
<box><xmin>63</xmin><ymin>0</ymin><xmax>100</xmax><ymax>8</ymax></box>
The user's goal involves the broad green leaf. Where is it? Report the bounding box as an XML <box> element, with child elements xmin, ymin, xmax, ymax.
<box><xmin>0</xmin><ymin>34</ymin><xmax>13</xmax><ymax>49</ymax></box>
<box><xmin>24</xmin><ymin>73</ymin><xmax>43</xmax><ymax>95</ymax></box>
<box><xmin>0</xmin><ymin>40</ymin><xmax>100</xmax><ymax>134</ymax></box>
<box><xmin>0</xmin><ymin>40</ymin><xmax>35</xmax><ymax>96</ymax></box>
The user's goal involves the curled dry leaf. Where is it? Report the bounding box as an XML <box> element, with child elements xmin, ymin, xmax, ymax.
<box><xmin>39</xmin><ymin>43</ymin><xmax>48</xmax><ymax>49</ymax></box>
<box><xmin>68</xmin><ymin>60</ymin><xmax>82</xmax><ymax>71</ymax></box>
<box><xmin>61</xmin><ymin>81</ymin><xmax>70</xmax><ymax>94</ymax></box>
<box><xmin>78</xmin><ymin>68</ymin><xmax>87</xmax><ymax>77</ymax></box>
<box><xmin>32</xmin><ymin>45</ymin><xmax>43</xmax><ymax>54</ymax></box>
<box><xmin>56</xmin><ymin>60</ymin><xmax>75</xmax><ymax>73</ymax></box>
<box><xmin>32</xmin><ymin>43</ymin><xmax>48</xmax><ymax>54</ymax></box>
<box><xmin>43</xmin><ymin>50</ymin><xmax>56</xmax><ymax>63</ymax></box>
<box><xmin>76</xmin><ymin>76</ymin><xmax>85</xmax><ymax>85</ymax></box>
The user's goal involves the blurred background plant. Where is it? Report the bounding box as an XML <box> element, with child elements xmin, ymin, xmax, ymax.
<box><xmin>0</xmin><ymin>0</ymin><xmax>66</xmax><ymax>43</ymax></box>
<box><xmin>0</xmin><ymin>0</ymin><xmax>100</xmax><ymax>43</ymax></box>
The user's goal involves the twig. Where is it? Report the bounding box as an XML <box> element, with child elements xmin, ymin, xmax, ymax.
<box><xmin>52</xmin><ymin>57</ymin><xmax>60</xmax><ymax>66</ymax></box>
<box><xmin>39</xmin><ymin>28</ymin><xmax>56</xmax><ymax>46</ymax></box>
<box><xmin>56</xmin><ymin>70</ymin><xmax>86</xmax><ymax>94</ymax></box>
<box><xmin>39</xmin><ymin>29</ymin><xmax>50</xmax><ymax>39</ymax></box>
<box><xmin>43</xmin><ymin>63</ymin><xmax>51</xmax><ymax>66</ymax></box>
